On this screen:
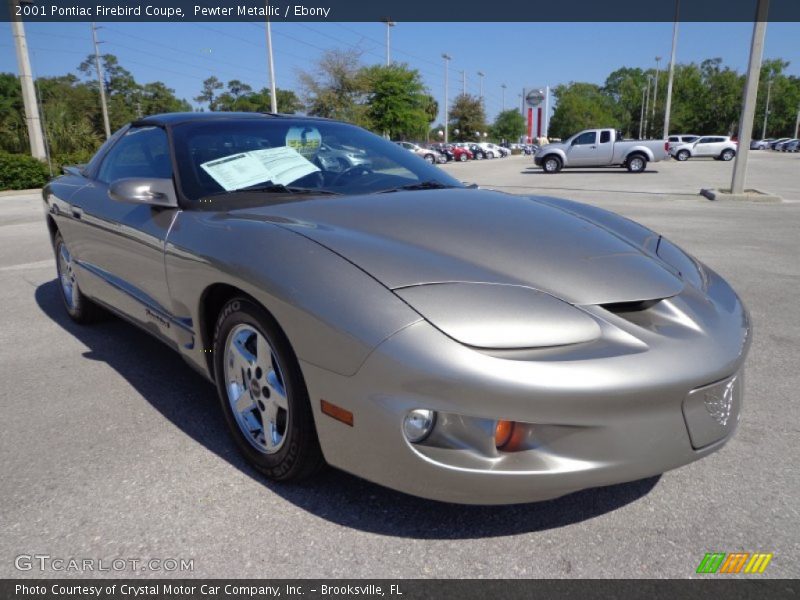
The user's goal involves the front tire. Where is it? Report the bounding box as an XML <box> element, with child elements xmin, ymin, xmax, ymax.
<box><xmin>542</xmin><ymin>155</ymin><xmax>562</xmax><ymax>173</ymax></box>
<box><xmin>676</xmin><ymin>149</ymin><xmax>690</xmax><ymax>162</ymax></box>
<box><xmin>213</xmin><ymin>298</ymin><xmax>324</xmax><ymax>481</ymax></box>
<box><xmin>423</xmin><ymin>154</ymin><xmax>435</xmax><ymax>164</ymax></box>
<box><xmin>54</xmin><ymin>232</ymin><xmax>102</xmax><ymax>323</ymax></box>
<box><xmin>459</xmin><ymin>153</ymin><xmax>467</xmax><ymax>162</ymax></box>
<box><xmin>720</xmin><ymin>149</ymin><xmax>735</xmax><ymax>161</ymax></box>
<box><xmin>626</xmin><ymin>154</ymin><xmax>647</xmax><ymax>172</ymax></box>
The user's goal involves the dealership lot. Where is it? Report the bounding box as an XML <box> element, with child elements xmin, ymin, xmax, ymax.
<box><xmin>1</xmin><ymin>151</ymin><xmax>798</xmax><ymax>578</ymax></box>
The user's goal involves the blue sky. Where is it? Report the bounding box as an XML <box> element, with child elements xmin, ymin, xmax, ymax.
<box><xmin>2</xmin><ymin>21</ymin><xmax>799</xmax><ymax>123</ymax></box>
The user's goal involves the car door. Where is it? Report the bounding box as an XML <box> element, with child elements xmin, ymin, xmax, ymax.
<box><xmin>72</xmin><ymin>125</ymin><xmax>182</xmax><ymax>346</ymax></box>
<box><xmin>693</xmin><ymin>137</ymin><xmax>715</xmax><ymax>157</ymax></box>
<box><xmin>566</xmin><ymin>131</ymin><xmax>599</xmax><ymax>166</ymax></box>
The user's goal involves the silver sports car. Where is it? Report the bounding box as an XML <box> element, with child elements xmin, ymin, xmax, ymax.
<box><xmin>44</xmin><ymin>113</ymin><xmax>750</xmax><ymax>504</ymax></box>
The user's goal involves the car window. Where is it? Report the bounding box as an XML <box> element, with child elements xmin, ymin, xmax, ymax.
<box><xmin>697</xmin><ymin>137</ymin><xmax>711</xmax><ymax>144</ymax></box>
<box><xmin>171</xmin><ymin>119</ymin><xmax>462</xmax><ymax>204</ymax></box>
<box><xmin>573</xmin><ymin>132</ymin><xmax>597</xmax><ymax>146</ymax></box>
<box><xmin>600</xmin><ymin>131</ymin><xmax>611</xmax><ymax>144</ymax></box>
<box><xmin>97</xmin><ymin>126</ymin><xmax>172</xmax><ymax>184</ymax></box>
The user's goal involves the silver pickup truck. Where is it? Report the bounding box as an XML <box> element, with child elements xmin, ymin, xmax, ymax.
<box><xmin>534</xmin><ymin>128</ymin><xmax>669</xmax><ymax>173</ymax></box>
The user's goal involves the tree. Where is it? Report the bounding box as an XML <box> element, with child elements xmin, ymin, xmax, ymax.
<box><xmin>298</xmin><ymin>49</ymin><xmax>367</xmax><ymax>125</ymax></box>
<box><xmin>195</xmin><ymin>76</ymin><xmax>224</xmax><ymax>111</ymax></box>
<box><xmin>448</xmin><ymin>94</ymin><xmax>486</xmax><ymax>142</ymax></box>
<box><xmin>548</xmin><ymin>82</ymin><xmax>618</xmax><ymax>139</ymax></box>
<box><xmin>491</xmin><ymin>109</ymin><xmax>526</xmax><ymax>143</ymax></box>
<box><xmin>357</xmin><ymin>64</ymin><xmax>429</xmax><ymax>139</ymax></box>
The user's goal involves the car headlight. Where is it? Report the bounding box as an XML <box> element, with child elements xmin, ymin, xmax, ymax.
<box><xmin>394</xmin><ymin>283</ymin><xmax>601</xmax><ymax>349</ymax></box>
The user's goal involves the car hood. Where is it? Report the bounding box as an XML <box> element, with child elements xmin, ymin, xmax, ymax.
<box><xmin>235</xmin><ymin>189</ymin><xmax>684</xmax><ymax>305</ymax></box>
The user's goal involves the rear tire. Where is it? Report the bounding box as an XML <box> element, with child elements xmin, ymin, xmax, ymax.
<box><xmin>542</xmin><ymin>155</ymin><xmax>562</xmax><ymax>173</ymax></box>
<box><xmin>423</xmin><ymin>154</ymin><xmax>435</xmax><ymax>164</ymax></box>
<box><xmin>53</xmin><ymin>231</ymin><xmax>103</xmax><ymax>324</ymax></box>
<box><xmin>626</xmin><ymin>154</ymin><xmax>647</xmax><ymax>172</ymax></box>
<box><xmin>213</xmin><ymin>298</ymin><xmax>324</xmax><ymax>481</ymax></box>
<box><xmin>720</xmin><ymin>149</ymin><xmax>735</xmax><ymax>161</ymax></box>
<box><xmin>459</xmin><ymin>153</ymin><xmax>467</xmax><ymax>162</ymax></box>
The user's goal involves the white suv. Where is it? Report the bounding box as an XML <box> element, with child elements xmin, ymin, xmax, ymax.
<box><xmin>671</xmin><ymin>136</ymin><xmax>737</xmax><ymax>162</ymax></box>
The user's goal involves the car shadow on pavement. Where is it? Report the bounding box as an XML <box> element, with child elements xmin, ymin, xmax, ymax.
<box><xmin>521</xmin><ymin>169</ymin><xmax>660</xmax><ymax>175</ymax></box>
<box><xmin>36</xmin><ymin>279</ymin><xmax>660</xmax><ymax>540</ymax></box>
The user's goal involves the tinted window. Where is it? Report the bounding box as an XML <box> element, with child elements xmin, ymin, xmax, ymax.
<box><xmin>682</xmin><ymin>136</ymin><xmax>699</xmax><ymax>143</ymax></box>
<box><xmin>574</xmin><ymin>132</ymin><xmax>597</xmax><ymax>145</ymax></box>
<box><xmin>697</xmin><ymin>137</ymin><xmax>712</xmax><ymax>144</ymax></box>
<box><xmin>668</xmin><ymin>136</ymin><xmax>679</xmax><ymax>142</ymax></box>
<box><xmin>600</xmin><ymin>131</ymin><xmax>611</xmax><ymax>144</ymax></box>
<box><xmin>97</xmin><ymin>126</ymin><xmax>172</xmax><ymax>183</ymax></box>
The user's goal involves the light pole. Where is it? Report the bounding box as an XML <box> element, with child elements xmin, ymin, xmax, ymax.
<box><xmin>643</xmin><ymin>75</ymin><xmax>652</xmax><ymax>138</ymax></box>
<box><xmin>795</xmin><ymin>106</ymin><xmax>800</xmax><ymax>138</ymax></box>
<box><xmin>731</xmin><ymin>0</ymin><xmax>769</xmax><ymax>195</ymax></box>
<box><xmin>9</xmin><ymin>0</ymin><xmax>46</xmax><ymax>158</ymax></box>
<box><xmin>652</xmin><ymin>56</ymin><xmax>662</xmax><ymax>128</ymax></box>
<box><xmin>265</xmin><ymin>3</ymin><xmax>277</xmax><ymax>113</ymax></box>
<box><xmin>442</xmin><ymin>53</ymin><xmax>451</xmax><ymax>143</ymax></box>
<box><xmin>663</xmin><ymin>0</ymin><xmax>680</xmax><ymax>138</ymax></box>
<box><xmin>91</xmin><ymin>22</ymin><xmax>111</xmax><ymax>138</ymax></box>
<box><xmin>639</xmin><ymin>86</ymin><xmax>647</xmax><ymax>139</ymax></box>
<box><xmin>761</xmin><ymin>77</ymin><xmax>773</xmax><ymax>139</ymax></box>
<box><xmin>460</xmin><ymin>70</ymin><xmax>466</xmax><ymax>96</ymax></box>
<box><xmin>477</xmin><ymin>71</ymin><xmax>485</xmax><ymax>101</ymax></box>
<box><xmin>382</xmin><ymin>18</ymin><xmax>395</xmax><ymax>66</ymax></box>
<box><xmin>501</xmin><ymin>84</ymin><xmax>506</xmax><ymax>111</ymax></box>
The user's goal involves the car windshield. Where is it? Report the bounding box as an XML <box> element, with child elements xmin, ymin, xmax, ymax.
<box><xmin>171</xmin><ymin>118</ymin><xmax>462</xmax><ymax>205</ymax></box>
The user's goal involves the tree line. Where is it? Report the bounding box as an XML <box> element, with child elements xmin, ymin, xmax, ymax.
<box><xmin>549</xmin><ymin>58</ymin><xmax>800</xmax><ymax>140</ymax></box>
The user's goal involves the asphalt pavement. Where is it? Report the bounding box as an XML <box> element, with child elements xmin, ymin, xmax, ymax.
<box><xmin>1</xmin><ymin>150</ymin><xmax>798</xmax><ymax>578</ymax></box>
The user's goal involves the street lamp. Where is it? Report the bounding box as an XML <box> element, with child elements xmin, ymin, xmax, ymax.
<box><xmin>442</xmin><ymin>53</ymin><xmax>451</xmax><ymax>144</ymax></box>
<box><xmin>652</xmin><ymin>56</ymin><xmax>662</xmax><ymax>125</ymax></box>
<box><xmin>477</xmin><ymin>71</ymin><xmax>485</xmax><ymax>100</ymax></box>
<box><xmin>761</xmin><ymin>77</ymin><xmax>773</xmax><ymax>140</ymax></box>
<box><xmin>501</xmin><ymin>83</ymin><xmax>507</xmax><ymax>111</ymax></box>
<box><xmin>663</xmin><ymin>0</ymin><xmax>680</xmax><ymax>138</ymax></box>
<box><xmin>382</xmin><ymin>18</ymin><xmax>395</xmax><ymax>66</ymax></box>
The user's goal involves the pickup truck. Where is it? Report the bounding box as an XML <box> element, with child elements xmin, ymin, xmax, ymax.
<box><xmin>534</xmin><ymin>128</ymin><xmax>669</xmax><ymax>173</ymax></box>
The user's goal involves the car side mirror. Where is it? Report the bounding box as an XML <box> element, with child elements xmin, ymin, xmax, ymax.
<box><xmin>108</xmin><ymin>178</ymin><xmax>178</xmax><ymax>208</ymax></box>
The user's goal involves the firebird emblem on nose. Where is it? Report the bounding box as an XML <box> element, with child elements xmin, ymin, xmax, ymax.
<box><xmin>704</xmin><ymin>378</ymin><xmax>736</xmax><ymax>427</ymax></box>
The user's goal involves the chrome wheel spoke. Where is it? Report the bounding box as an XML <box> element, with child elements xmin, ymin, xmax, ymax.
<box><xmin>223</xmin><ymin>323</ymin><xmax>288</xmax><ymax>455</ymax></box>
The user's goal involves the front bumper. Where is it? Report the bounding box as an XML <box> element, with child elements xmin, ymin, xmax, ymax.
<box><xmin>533</xmin><ymin>155</ymin><xmax>543</xmax><ymax>166</ymax></box>
<box><xmin>303</xmin><ymin>267</ymin><xmax>750</xmax><ymax>504</ymax></box>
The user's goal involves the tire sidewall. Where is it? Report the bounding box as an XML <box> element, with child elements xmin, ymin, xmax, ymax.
<box><xmin>628</xmin><ymin>155</ymin><xmax>646</xmax><ymax>172</ymax></box>
<box><xmin>677</xmin><ymin>150</ymin><xmax>689</xmax><ymax>161</ymax></box>
<box><xmin>54</xmin><ymin>233</ymin><xmax>86</xmax><ymax>320</ymax></box>
<box><xmin>543</xmin><ymin>156</ymin><xmax>561</xmax><ymax>173</ymax></box>
<box><xmin>721</xmin><ymin>149</ymin><xmax>735</xmax><ymax>161</ymax></box>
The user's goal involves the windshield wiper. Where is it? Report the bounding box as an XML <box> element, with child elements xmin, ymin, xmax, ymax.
<box><xmin>376</xmin><ymin>181</ymin><xmax>457</xmax><ymax>194</ymax></box>
<box><xmin>203</xmin><ymin>183</ymin><xmax>341</xmax><ymax>200</ymax></box>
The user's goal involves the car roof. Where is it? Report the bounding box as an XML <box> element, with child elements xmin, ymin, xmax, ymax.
<box><xmin>133</xmin><ymin>111</ymin><xmax>332</xmax><ymax>127</ymax></box>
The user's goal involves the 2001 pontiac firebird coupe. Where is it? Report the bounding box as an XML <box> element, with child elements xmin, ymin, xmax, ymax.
<box><xmin>43</xmin><ymin>113</ymin><xmax>750</xmax><ymax>504</ymax></box>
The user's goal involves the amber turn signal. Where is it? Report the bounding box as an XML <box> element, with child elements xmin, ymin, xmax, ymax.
<box><xmin>495</xmin><ymin>420</ymin><xmax>515</xmax><ymax>449</ymax></box>
<box><xmin>321</xmin><ymin>399</ymin><xmax>354</xmax><ymax>427</ymax></box>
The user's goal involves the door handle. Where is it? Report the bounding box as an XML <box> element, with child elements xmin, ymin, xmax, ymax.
<box><xmin>590</xmin><ymin>146</ymin><xmax>597</xmax><ymax>149</ymax></box>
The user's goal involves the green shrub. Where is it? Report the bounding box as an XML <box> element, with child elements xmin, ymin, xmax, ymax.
<box><xmin>0</xmin><ymin>152</ymin><xmax>51</xmax><ymax>190</ymax></box>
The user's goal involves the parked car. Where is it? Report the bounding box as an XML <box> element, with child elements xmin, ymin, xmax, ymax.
<box><xmin>487</xmin><ymin>143</ymin><xmax>511</xmax><ymax>157</ymax></box>
<box><xmin>750</xmin><ymin>138</ymin><xmax>773</xmax><ymax>150</ymax></box>
<box><xmin>395</xmin><ymin>141</ymin><xmax>444</xmax><ymax>164</ymax></box>
<box><xmin>317</xmin><ymin>142</ymin><xmax>371</xmax><ymax>172</ymax></box>
<box><xmin>466</xmin><ymin>143</ymin><xmax>487</xmax><ymax>160</ymax></box>
<box><xmin>44</xmin><ymin>111</ymin><xmax>750</xmax><ymax>504</ymax></box>
<box><xmin>777</xmin><ymin>138</ymin><xmax>799</xmax><ymax>152</ymax></box>
<box><xmin>448</xmin><ymin>145</ymin><xmax>474</xmax><ymax>162</ymax></box>
<box><xmin>769</xmin><ymin>138</ymin><xmax>791</xmax><ymax>150</ymax></box>
<box><xmin>783</xmin><ymin>139</ymin><xmax>800</xmax><ymax>152</ymax></box>
<box><xmin>534</xmin><ymin>128</ymin><xmax>669</xmax><ymax>173</ymax></box>
<box><xmin>670</xmin><ymin>136</ymin><xmax>737</xmax><ymax>162</ymax></box>
<box><xmin>475</xmin><ymin>142</ymin><xmax>503</xmax><ymax>159</ymax></box>
<box><xmin>667</xmin><ymin>134</ymin><xmax>700</xmax><ymax>151</ymax></box>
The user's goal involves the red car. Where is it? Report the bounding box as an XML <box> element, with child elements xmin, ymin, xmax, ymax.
<box><xmin>448</xmin><ymin>144</ymin><xmax>474</xmax><ymax>162</ymax></box>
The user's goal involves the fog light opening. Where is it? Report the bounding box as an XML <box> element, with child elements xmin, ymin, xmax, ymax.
<box><xmin>495</xmin><ymin>420</ymin><xmax>516</xmax><ymax>450</ymax></box>
<box><xmin>403</xmin><ymin>409</ymin><xmax>436</xmax><ymax>443</ymax></box>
